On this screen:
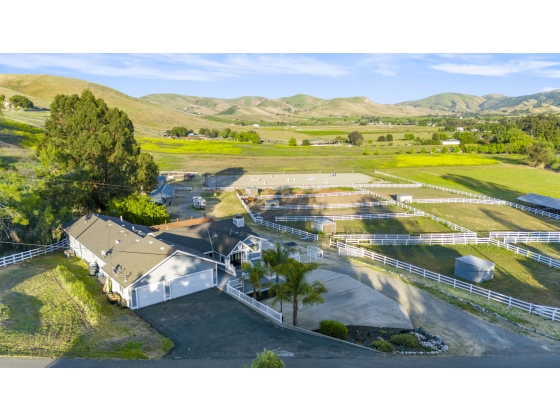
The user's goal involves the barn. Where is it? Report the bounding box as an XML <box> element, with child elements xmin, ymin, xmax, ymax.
<box><xmin>311</xmin><ymin>217</ymin><xmax>336</xmax><ymax>234</ymax></box>
<box><xmin>454</xmin><ymin>255</ymin><xmax>495</xmax><ymax>284</ymax></box>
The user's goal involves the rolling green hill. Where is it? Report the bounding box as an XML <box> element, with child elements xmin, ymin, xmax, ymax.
<box><xmin>0</xmin><ymin>75</ymin><xmax>223</xmax><ymax>134</ymax></box>
<box><xmin>397</xmin><ymin>93</ymin><xmax>490</xmax><ymax>112</ymax></box>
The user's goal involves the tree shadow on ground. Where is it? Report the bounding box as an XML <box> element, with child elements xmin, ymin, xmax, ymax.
<box><xmin>437</xmin><ymin>174</ymin><xmax>526</xmax><ymax>202</ymax></box>
<box><xmin>1</xmin><ymin>291</ymin><xmax>43</xmax><ymax>334</ymax></box>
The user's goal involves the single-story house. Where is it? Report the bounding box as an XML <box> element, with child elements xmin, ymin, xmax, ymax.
<box><xmin>64</xmin><ymin>214</ymin><xmax>219</xmax><ymax>309</ymax></box>
<box><xmin>441</xmin><ymin>139</ymin><xmax>461</xmax><ymax>145</ymax></box>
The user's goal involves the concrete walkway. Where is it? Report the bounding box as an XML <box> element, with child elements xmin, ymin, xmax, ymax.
<box><xmin>262</xmin><ymin>269</ymin><xmax>412</xmax><ymax>330</ymax></box>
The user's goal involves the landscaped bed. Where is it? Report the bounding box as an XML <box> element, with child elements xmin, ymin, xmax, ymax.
<box><xmin>365</xmin><ymin>243</ymin><xmax>560</xmax><ymax>308</ymax></box>
<box><xmin>0</xmin><ymin>253</ymin><xmax>172</xmax><ymax>359</ymax></box>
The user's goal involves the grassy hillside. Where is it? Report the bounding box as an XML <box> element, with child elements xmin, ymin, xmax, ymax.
<box><xmin>0</xmin><ymin>75</ymin><xmax>222</xmax><ymax>134</ymax></box>
<box><xmin>397</xmin><ymin>92</ymin><xmax>488</xmax><ymax>112</ymax></box>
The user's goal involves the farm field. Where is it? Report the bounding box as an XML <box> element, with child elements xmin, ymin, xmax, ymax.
<box><xmin>366</xmin><ymin>244</ymin><xmax>560</xmax><ymax>308</ymax></box>
<box><xmin>387</xmin><ymin>164</ymin><xmax>560</xmax><ymax>202</ymax></box>
<box><xmin>284</xmin><ymin>217</ymin><xmax>454</xmax><ymax>235</ymax></box>
<box><xmin>0</xmin><ymin>254</ymin><xmax>170</xmax><ymax>359</ymax></box>
<box><xmin>411</xmin><ymin>203</ymin><xmax>560</xmax><ymax>233</ymax></box>
<box><xmin>139</xmin><ymin>137</ymin><xmax>505</xmax><ymax>173</ymax></box>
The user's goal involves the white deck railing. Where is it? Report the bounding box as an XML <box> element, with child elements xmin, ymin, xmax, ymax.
<box><xmin>332</xmin><ymin>239</ymin><xmax>560</xmax><ymax>322</ymax></box>
<box><xmin>226</xmin><ymin>281</ymin><xmax>282</xmax><ymax>323</ymax></box>
<box><xmin>489</xmin><ymin>239</ymin><xmax>560</xmax><ymax>269</ymax></box>
<box><xmin>0</xmin><ymin>239</ymin><xmax>68</xmax><ymax>268</ymax></box>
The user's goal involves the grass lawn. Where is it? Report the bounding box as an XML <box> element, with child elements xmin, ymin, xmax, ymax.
<box><xmin>388</xmin><ymin>164</ymin><xmax>560</xmax><ymax>202</ymax></box>
<box><xmin>366</xmin><ymin>244</ymin><xmax>560</xmax><ymax>308</ymax></box>
<box><xmin>517</xmin><ymin>242</ymin><xmax>560</xmax><ymax>261</ymax></box>
<box><xmin>285</xmin><ymin>217</ymin><xmax>454</xmax><ymax>235</ymax></box>
<box><xmin>0</xmin><ymin>253</ymin><xmax>171</xmax><ymax>359</ymax></box>
<box><xmin>411</xmin><ymin>203</ymin><xmax>560</xmax><ymax>233</ymax></box>
<box><xmin>201</xmin><ymin>191</ymin><xmax>247</xmax><ymax>220</ymax></box>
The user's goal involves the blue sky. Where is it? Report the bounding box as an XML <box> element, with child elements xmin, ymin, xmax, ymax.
<box><xmin>1</xmin><ymin>54</ymin><xmax>560</xmax><ymax>103</ymax></box>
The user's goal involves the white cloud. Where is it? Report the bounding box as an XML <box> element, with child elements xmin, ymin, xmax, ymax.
<box><xmin>431</xmin><ymin>60</ymin><xmax>560</xmax><ymax>76</ymax></box>
<box><xmin>0</xmin><ymin>53</ymin><xmax>349</xmax><ymax>82</ymax></box>
<box><xmin>541</xmin><ymin>87</ymin><xmax>560</xmax><ymax>92</ymax></box>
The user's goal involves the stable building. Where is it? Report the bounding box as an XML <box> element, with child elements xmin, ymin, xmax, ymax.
<box><xmin>454</xmin><ymin>255</ymin><xmax>495</xmax><ymax>284</ymax></box>
<box><xmin>311</xmin><ymin>217</ymin><xmax>336</xmax><ymax>234</ymax></box>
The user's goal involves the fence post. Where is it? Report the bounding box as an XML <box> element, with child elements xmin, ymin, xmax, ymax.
<box><xmin>469</xmin><ymin>284</ymin><xmax>473</xmax><ymax>294</ymax></box>
<box><xmin>487</xmin><ymin>290</ymin><xmax>491</xmax><ymax>300</ymax></box>
<box><xmin>508</xmin><ymin>296</ymin><xmax>512</xmax><ymax>307</ymax></box>
<box><xmin>453</xmin><ymin>279</ymin><xmax>456</xmax><ymax>288</ymax></box>
<box><xmin>529</xmin><ymin>303</ymin><xmax>533</xmax><ymax>314</ymax></box>
<box><xmin>438</xmin><ymin>274</ymin><xmax>441</xmax><ymax>283</ymax></box>
<box><xmin>553</xmin><ymin>308</ymin><xmax>557</xmax><ymax>322</ymax></box>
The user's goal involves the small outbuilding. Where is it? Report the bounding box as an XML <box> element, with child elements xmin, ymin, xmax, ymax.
<box><xmin>264</xmin><ymin>199</ymin><xmax>280</xmax><ymax>209</ymax></box>
<box><xmin>311</xmin><ymin>217</ymin><xmax>336</xmax><ymax>234</ymax></box>
<box><xmin>396</xmin><ymin>194</ymin><xmax>413</xmax><ymax>203</ymax></box>
<box><xmin>454</xmin><ymin>255</ymin><xmax>494</xmax><ymax>284</ymax></box>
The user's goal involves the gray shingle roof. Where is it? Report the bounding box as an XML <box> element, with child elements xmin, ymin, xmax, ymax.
<box><xmin>455</xmin><ymin>255</ymin><xmax>495</xmax><ymax>270</ymax></box>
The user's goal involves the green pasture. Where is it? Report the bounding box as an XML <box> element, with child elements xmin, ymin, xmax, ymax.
<box><xmin>386</xmin><ymin>164</ymin><xmax>560</xmax><ymax>202</ymax></box>
<box><xmin>284</xmin><ymin>217</ymin><xmax>454</xmax><ymax>235</ymax></box>
<box><xmin>411</xmin><ymin>203</ymin><xmax>560</xmax><ymax>233</ymax></box>
<box><xmin>365</xmin><ymin>244</ymin><xmax>560</xmax><ymax>308</ymax></box>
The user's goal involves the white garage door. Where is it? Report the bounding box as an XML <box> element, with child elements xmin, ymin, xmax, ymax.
<box><xmin>135</xmin><ymin>282</ymin><xmax>165</xmax><ymax>309</ymax></box>
<box><xmin>170</xmin><ymin>269</ymin><xmax>214</xmax><ymax>299</ymax></box>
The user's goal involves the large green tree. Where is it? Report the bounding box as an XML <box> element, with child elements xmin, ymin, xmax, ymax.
<box><xmin>106</xmin><ymin>194</ymin><xmax>170</xmax><ymax>226</ymax></box>
<box><xmin>38</xmin><ymin>89</ymin><xmax>158</xmax><ymax>211</ymax></box>
<box><xmin>9</xmin><ymin>95</ymin><xmax>34</xmax><ymax>109</ymax></box>
<box><xmin>267</xmin><ymin>260</ymin><xmax>327</xmax><ymax>327</ymax></box>
<box><xmin>347</xmin><ymin>131</ymin><xmax>364</xmax><ymax>146</ymax></box>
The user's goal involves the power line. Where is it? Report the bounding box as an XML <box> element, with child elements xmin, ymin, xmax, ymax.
<box><xmin>0</xmin><ymin>241</ymin><xmax>63</xmax><ymax>247</ymax></box>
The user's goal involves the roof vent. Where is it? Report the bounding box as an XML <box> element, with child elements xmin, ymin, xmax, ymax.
<box><xmin>120</xmin><ymin>230</ymin><xmax>124</xmax><ymax>233</ymax></box>
<box><xmin>108</xmin><ymin>223</ymin><xmax>112</xmax><ymax>226</ymax></box>
<box><xmin>115</xmin><ymin>239</ymin><xmax>120</xmax><ymax>244</ymax></box>
<box><xmin>233</xmin><ymin>214</ymin><xmax>244</xmax><ymax>227</ymax></box>
<box><xmin>136</xmin><ymin>239</ymin><xmax>140</xmax><ymax>242</ymax></box>
<box><xmin>160</xmin><ymin>247</ymin><xmax>165</xmax><ymax>250</ymax></box>
<box><xmin>213</xmin><ymin>234</ymin><xmax>218</xmax><ymax>238</ymax></box>
<box><xmin>149</xmin><ymin>241</ymin><xmax>153</xmax><ymax>244</ymax></box>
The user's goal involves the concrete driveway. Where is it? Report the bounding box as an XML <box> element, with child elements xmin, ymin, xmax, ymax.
<box><xmin>262</xmin><ymin>269</ymin><xmax>412</xmax><ymax>330</ymax></box>
<box><xmin>136</xmin><ymin>288</ymin><xmax>379</xmax><ymax>361</ymax></box>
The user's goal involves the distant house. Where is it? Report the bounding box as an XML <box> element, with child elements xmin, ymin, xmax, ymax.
<box><xmin>456</xmin><ymin>127</ymin><xmax>464</xmax><ymax>132</ymax></box>
<box><xmin>441</xmin><ymin>140</ymin><xmax>461</xmax><ymax>145</ymax></box>
<box><xmin>149</xmin><ymin>175</ymin><xmax>175</xmax><ymax>206</ymax></box>
<box><xmin>253</xmin><ymin>124</ymin><xmax>260</xmax><ymax>127</ymax></box>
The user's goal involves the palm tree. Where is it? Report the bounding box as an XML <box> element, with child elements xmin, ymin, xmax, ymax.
<box><xmin>262</xmin><ymin>242</ymin><xmax>297</xmax><ymax>312</ymax></box>
<box><xmin>241</xmin><ymin>261</ymin><xmax>269</xmax><ymax>300</ymax></box>
<box><xmin>267</xmin><ymin>260</ymin><xmax>327</xmax><ymax>327</ymax></box>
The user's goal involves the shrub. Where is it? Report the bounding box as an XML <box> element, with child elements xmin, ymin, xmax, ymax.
<box><xmin>288</xmin><ymin>137</ymin><xmax>297</xmax><ymax>146</ymax></box>
<box><xmin>372</xmin><ymin>339</ymin><xmax>394</xmax><ymax>352</ymax></box>
<box><xmin>251</xmin><ymin>349</ymin><xmax>285</xmax><ymax>368</ymax></box>
<box><xmin>374</xmin><ymin>150</ymin><xmax>380</xmax><ymax>155</ymax></box>
<box><xmin>390</xmin><ymin>333</ymin><xmax>420</xmax><ymax>348</ymax></box>
<box><xmin>363</xmin><ymin>149</ymin><xmax>370</xmax><ymax>155</ymax></box>
<box><xmin>319</xmin><ymin>320</ymin><xmax>348</xmax><ymax>339</ymax></box>
<box><xmin>302</xmin><ymin>139</ymin><xmax>310</xmax><ymax>146</ymax></box>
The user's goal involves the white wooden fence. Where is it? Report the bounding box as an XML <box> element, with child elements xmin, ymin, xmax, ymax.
<box><xmin>374</xmin><ymin>170</ymin><xmax>560</xmax><ymax>221</ymax></box>
<box><xmin>257</xmin><ymin>191</ymin><xmax>367</xmax><ymax>199</ymax></box>
<box><xmin>260</xmin><ymin>201</ymin><xmax>394</xmax><ymax>211</ymax></box>
<box><xmin>255</xmin><ymin>217</ymin><xmax>319</xmax><ymax>240</ymax></box>
<box><xmin>342</xmin><ymin>237</ymin><xmax>490</xmax><ymax>246</ymax></box>
<box><xmin>0</xmin><ymin>239</ymin><xmax>68</xmax><ymax>268</ymax></box>
<box><xmin>392</xmin><ymin>200</ymin><xmax>475</xmax><ymax>234</ymax></box>
<box><xmin>412</xmin><ymin>198</ymin><xmax>507</xmax><ymax>204</ymax></box>
<box><xmin>275</xmin><ymin>213</ymin><xmax>417</xmax><ymax>222</ymax></box>
<box><xmin>489</xmin><ymin>232</ymin><xmax>560</xmax><ymax>243</ymax></box>
<box><xmin>332</xmin><ymin>240</ymin><xmax>560</xmax><ymax>322</ymax></box>
<box><xmin>489</xmin><ymin>239</ymin><xmax>560</xmax><ymax>269</ymax></box>
<box><xmin>226</xmin><ymin>281</ymin><xmax>282</xmax><ymax>322</ymax></box>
